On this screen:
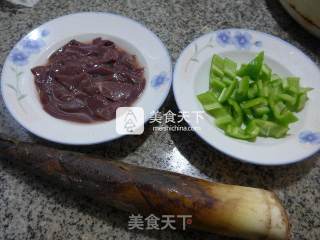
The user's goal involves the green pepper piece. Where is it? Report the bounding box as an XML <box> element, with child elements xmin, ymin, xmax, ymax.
<box><xmin>299</xmin><ymin>87</ymin><xmax>313</xmax><ymax>94</ymax></box>
<box><xmin>223</xmin><ymin>58</ymin><xmax>237</xmax><ymax>79</ymax></box>
<box><xmin>230</xmin><ymin>87</ymin><xmax>238</xmax><ymax>100</ymax></box>
<box><xmin>282</xmin><ymin>78</ymin><xmax>288</xmax><ymax>89</ymax></box>
<box><xmin>278</xmin><ymin>93</ymin><xmax>297</xmax><ymax>106</ymax></box>
<box><xmin>269</xmin><ymin>98</ymin><xmax>298</xmax><ymax>125</ymax></box>
<box><xmin>237</xmin><ymin>76</ymin><xmax>249</xmax><ymax>98</ymax></box>
<box><xmin>243</xmin><ymin>108</ymin><xmax>255</xmax><ymax>121</ymax></box>
<box><xmin>203</xmin><ymin>102</ymin><xmax>221</xmax><ymax>114</ymax></box>
<box><xmin>241</xmin><ymin>97</ymin><xmax>268</xmax><ymax>109</ymax></box>
<box><xmin>271</xmin><ymin>74</ymin><xmax>281</xmax><ymax>82</ymax></box>
<box><xmin>237</xmin><ymin>52</ymin><xmax>264</xmax><ymax>80</ymax></box>
<box><xmin>275</xmin><ymin>100</ymin><xmax>287</xmax><ymax>113</ymax></box>
<box><xmin>277</xmin><ymin>110</ymin><xmax>298</xmax><ymax>125</ymax></box>
<box><xmin>257</xmin><ymin>79</ymin><xmax>264</xmax><ymax>97</ymax></box>
<box><xmin>237</xmin><ymin>64</ymin><xmax>247</xmax><ymax>76</ymax></box>
<box><xmin>210</xmin><ymin>55</ymin><xmax>225</xmax><ymax>79</ymax></box>
<box><xmin>263</xmin><ymin>85</ymin><xmax>269</xmax><ymax>98</ymax></box>
<box><xmin>224</xmin><ymin>58</ymin><xmax>237</xmax><ymax>71</ymax></box>
<box><xmin>197</xmin><ymin>91</ymin><xmax>217</xmax><ymax>105</ymax></box>
<box><xmin>211</xmin><ymin>65</ymin><xmax>224</xmax><ymax>78</ymax></box>
<box><xmin>295</xmin><ymin>93</ymin><xmax>308</xmax><ymax>112</ymax></box>
<box><xmin>261</xmin><ymin>114</ymin><xmax>269</xmax><ymax>121</ymax></box>
<box><xmin>247</xmin><ymin>84</ymin><xmax>258</xmax><ymax>99</ymax></box>
<box><xmin>270</xmin><ymin>79</ymin><xmax>282</xmax><ymax>90</ymax></box>
<box><xmin>222</xmin><ymin>76</ymin><xmax>234</xmax><ymax>86</ymax></box>
<box><xmin>252</xmin><ymin>119</ymin><xmax>289</xmax><ymax>138</ymax></box>
<box><xmin>259</xmin><ymin>64</ymin><xmax>272</xmax><ymax>82</ymax></box>
<box><xmin>269</xmin><ymin>97</ymin><xmax>281</xmax><ymax>117</ymax></box>
<box><xmin>218</xmin><ymin>81</ymin><xmax>236</xmax><ymax>103</ymax></box>
<box><xmin>197</xmin><ymin>91</ymin><xmax>232</xmax><ymax>121</ymax></box>
<box><xmin>211</xmin><ymin>54</ymin><xmax>224</xmax><ymax>69</ymax></box>
<box><xmin>225</xmin><ymin>124</ymin><xmax>257</xmax><ymax>141</ymax></box>
<box><xmin>211</xmin><ymin>76</ymin><xmax>226</xmax><ymax>92</ymax></box>
<box><xmin>283</xmin><ymin>77</ymin><xmax>300</xmax><ymax>93</ymax></box>
<box><xmin>205</xmin><ymin>103</ymin><xmax>230</xmax><ymax>118</ymax></box>
<box><xmin>246</xmin><ymin>121</ymin><xmax>260</xmax><ymax>137</ymax></box>
<box><xmin>268</xmin><ymin>82</ymin><xmax>282</xmax><ymax>98</ymax></box>
<box><xmin>257</xmin><ymin>79</ymin><xmax>269</xmax><ymax>97</ymax></box>
<box><xmin>228</xmin><ymin>99</ymin><xmax>243</xmax><ymax>126</ymax></box>
<box><xmin>224</xmin><ymin>69</ymin><xmax>236</xmax><ymax>80</ymax></box>
<box><xmin>287</xmin><ymin>77</ymin><xmax>300</xmax><ymax>92</ymax></box>
<box><xmin>254</xmin><ymin>105</ymin><xmax>270</xmax><ymax>117</ymax></box>
<box><xmin>215</xmin><ymin>115</ymin><xmax>233</xmax><ymax>129</ymax></box>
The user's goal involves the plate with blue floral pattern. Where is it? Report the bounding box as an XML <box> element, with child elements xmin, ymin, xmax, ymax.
<box><xmin>1</xmin><ymin>12</ymin><xmax>172</xmax><ymax>145</ymax></box>
<box><xmin>173</xmin><ymin>29</ymin><xmax>320</xmax><ymax>165</ymax></box>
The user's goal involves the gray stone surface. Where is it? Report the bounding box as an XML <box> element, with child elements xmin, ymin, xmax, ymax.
<box><xmin>0</xmin><ymin>0</ymin><xmax>319</xmax><ymax>239</ymax></box>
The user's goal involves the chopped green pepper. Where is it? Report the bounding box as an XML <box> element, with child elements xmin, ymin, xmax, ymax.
<box><xmin>197</xmin><ymin>91</ymin><xmax>231</xmax><ymax>118</ymax></box>
<box><xmin>257</xmin><ymin>80</ymin><xmax>265</xmax><ymax>97</ymax></box>
<box><xmin>222</xmin><ymin>76</ymin><xmax>234</xmax><ymax>86</ymax></box>
<box><xmin>277</xmin><ymin>111</ymin><xmax>298</xmax><ymax>126</ymax></box>
<box><xmin>225</xmin><ymin>124</ymin><xmax>257</xmax><ymax>141</ymax></box>
<box><xmin>211</xmin><ymin>54</ymin><xmax>224</xmax><ymax>69</ymax></box>
<box><xmin>211</xmin><ymin>65</ymin><xmax>224</xmax><ymax>78</ymax></box>
<box><xmin>223</xmin><ymin>58</ymin><xmax>237</xmax><ymax>79</ymax></box>
<box><xmin>247</xmin><ymin>83</ymin><xmax>258</xmax><ymax>99</ymax></box>
<box><xmin>241</xmin><ymin>97</ymin><xmax>268</xmax><ymax>109</ymax></box>
<box><xmin>252</xmin><ymin>119</ymin><xmax>288</xmax><ymax>138</ymax></box>
<box><xmin>218</xmin><ymin>81</ymin><xmax>236</xmax><ymax>103</ymax></box>
<box><xmin>295</xmin><ymin>93</ymin><xmax>308</xmax><ymax>112</ymax></box>
<box><xmin>260</xmin><ymin>64</ymin><xmax>272</xmax><ymax>81</ymax></box>
<box><xmin>237</xmin><ymin>76</ymin><xmax>249</xmax><ymax>99</ymax></box>
<box><xmin>269</xmin><ymin>98</ymin><xmax>298</xmax><ymax>125</ymax></box>
<box><xmin>254</xmin><ymin>105</ymin><xmax>271</xmax><ymax>117</ymax></box>
<box><xmin>211</xmin><ymin>77</ymin><xmax>226</xmax><ymax>92</ymax></box>
<box><xmin>215</xmin><ymin>115</ymin><xmax>233</xmax><ymax>129</ymax></box>
<box><xmin>197</xmin><ymin>52</ymin><xmax>312</xmax><ymax>142</ymax></box>
<box><xmin>228</xmin><ymin>99</ymin><xmax>243</xmax><ymax>126</ymax></box>
<box><xmin>237</xmin><ymin>52</ymin><xmax>264</xmax><ymax>80</ymax></box>
<box><xmin>243</xmin><ymin>108</ymin><xmax>255</xmax><ymax>121</ymax></box>
<box><xmin>197</xmin><ymin>91</ymin><xmax>217</xmax><ymax>105</ymax></box>
<box><xmin>286</xmin><ymin>77</ymin><xmax>300</xmax><ymax>93</ymax></box>
<box><xmin>278</xmin><ymin>93</ymin><xmax>297</xmax><ymax>106</ymax></box>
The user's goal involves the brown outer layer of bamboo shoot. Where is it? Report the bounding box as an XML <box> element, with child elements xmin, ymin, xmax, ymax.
<box><xmin>0</xmin><ymin>136</ymin><xmax>289</xmax><ymax>240</ymax></box>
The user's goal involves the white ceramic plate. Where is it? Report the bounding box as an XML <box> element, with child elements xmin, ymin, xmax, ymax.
<box><xmin>1</xmin><ymin>12</ymin><xmax>172</xmax><ymax>145</ymax></box>
<box><xmin>173</xmin><ymin>29</ymin><xmax>320</xmax><ymax>165</ymax></box>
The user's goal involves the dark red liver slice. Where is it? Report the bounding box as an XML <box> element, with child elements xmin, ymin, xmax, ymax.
<box><xmin>31</xmin><ymin>38</ymin><xmax>145</xmax><ymax>123</ymax></box>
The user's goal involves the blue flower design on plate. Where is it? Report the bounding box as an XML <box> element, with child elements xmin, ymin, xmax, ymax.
<box><xmin>216</xmin><ymin>30</ymin><xmax>232</xmax><ymax>47</ymax></box>
<box><xmin>41</xmin><ymin>29</ymin><xmax>49</xmax><ymax>37</ymax></box>
<box><xmin>21</xmin><ymin>38</ymin><xmax>45</xmax><ymax>54</ymax></box>
<box><xmin>299</xmin><ymin>131</ymin><xmax>320</xmax><ymax>144</ymax></box>
<box><xmin>254</xmin><ymin>41</ymin><xmax>262</xmax><ymax>47</ymax></box>
<box><xmin>9</xmin><ymin>29</ymin><xmax>49</xmax><ymax>66</ymax></box>
<box><xmin>233</xmin><ymin>31</ymin><xmax>252</xmax><ymax>50</ymax></box>
<box><xmin>9</xmin><ymin>48</ymin><xmax>29</xmax><ymax>66</ymax></box>
<box><xmin>214</xmin><ymin>30</ymin><xmax>261</xmax><ymax>50</ymax></box>
<box><xmin>151</xmin><ymin>72</ymin><xmax>170</xmax><ymax>88</ymax></box>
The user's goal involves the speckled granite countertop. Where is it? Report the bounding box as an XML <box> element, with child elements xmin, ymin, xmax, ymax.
<box><xmin>0</xmin><ymin>0</ymin><xmax>319</xmax><ymax>239</ymax></box>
